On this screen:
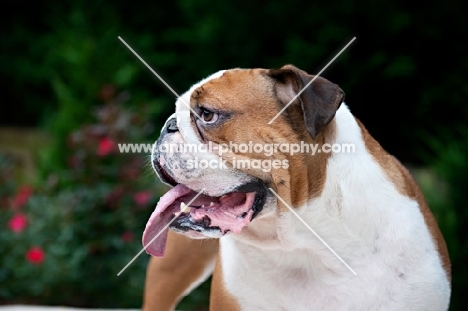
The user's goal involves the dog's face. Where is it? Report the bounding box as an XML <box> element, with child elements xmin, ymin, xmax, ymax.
<box><xmin>143</xmin><ymin>65</ymin><xmax>344</xmax><ymax>257</ymax></box>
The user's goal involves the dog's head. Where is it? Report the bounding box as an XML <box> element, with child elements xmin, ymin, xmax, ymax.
<box><xmin>143</xmin><ymin>65</ymin><xmax>344</xmax><ymax>256</ymax></box>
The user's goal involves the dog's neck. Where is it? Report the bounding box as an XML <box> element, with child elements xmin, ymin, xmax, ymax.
<box><xmin>230</xmin><ymin>105</ymin><xmax>358</xmax><ymax>250</ymax></box>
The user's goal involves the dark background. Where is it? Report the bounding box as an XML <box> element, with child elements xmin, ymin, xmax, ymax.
<box><xmin>1</xmin><ymin>0</ymin><xmax>467</xmax><ymax>310</ymax></box>
<box><xmin>2</xmin><ymin>0</ymin><xmax>467</xmax><ymax>164</ymax></box>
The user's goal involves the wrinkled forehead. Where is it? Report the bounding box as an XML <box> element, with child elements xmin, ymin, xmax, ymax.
<box><xmin>175</xmin><ymin>70</ymin><xmax>227</xmax><ymax>114</ymax></box>
<box><xmin>173</xmin><ymin>68</ymin><xmax>272</xmax><ymax>143</ymax></box>
<box><xmin>175</xmin><ymin>68</ymin><xmax>271</xmax><ymax>113</ymax></box>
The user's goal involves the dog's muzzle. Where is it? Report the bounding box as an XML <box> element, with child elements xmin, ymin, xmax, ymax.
<box><xmin>144</xmin><ymin>117</ymin><xmax>268</xmax><ymax>257</ymax></box>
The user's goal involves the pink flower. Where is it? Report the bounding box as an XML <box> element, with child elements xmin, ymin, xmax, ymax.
<box><xmin>8</xmin><ymin>213</ymin><xmax>28</xmax><ymax>233</ymax></box>
<box><xmin>12</xmin><ymin>185</ymin><xmax>33</xmax><ymax>209</ymax></box>
<box><xmin>97</xmin><ymin>137</ymin><xmax>115</xmax><ymax>157</ymax></box>
<box><xmin>133</xmin><ymin>191</ymin><xmax>152</xmax><ymax>206</ymax></box>
<box><xmin>26</xmin><ymin>247</ymin><xmax>45</xmax><ymax>265</ymax></box>
<box><xmin>121</xmin><ymin>231</ymin><xmax>134</xmax><ymax>243</ymax></box>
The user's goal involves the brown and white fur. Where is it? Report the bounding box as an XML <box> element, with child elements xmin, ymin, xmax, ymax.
<box><xmin>143</xmin><ymin>65</ymin><xmax>451</xmax><ymax>310</ymax></box>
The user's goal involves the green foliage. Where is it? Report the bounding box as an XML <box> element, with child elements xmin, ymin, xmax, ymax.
<box><xmin>35</xmin><ymin>6</ymin><xmax>163</xmax><ymax>174</ymax></box>
<box><xmin>0</xmin><ymin>101</ymin><xmax>157</xmax><ymax>307</ymax></box>
<box><xmin>420</xmin><ymin>127</ymin><xmax>468</xmax><ymax>311</ymax></box>
<box><xmin>3</xmin><ymin>0</ymin><xmax>468</xmax><ymax>163</ymax></box>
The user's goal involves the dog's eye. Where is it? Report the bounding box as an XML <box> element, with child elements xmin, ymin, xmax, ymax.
<box><xmin>201</xmin><ymin>108</ymin><xmax>218</xmax><ymax>123</ymax></box>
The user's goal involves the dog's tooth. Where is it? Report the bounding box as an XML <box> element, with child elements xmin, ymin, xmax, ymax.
<box><xmin>220</xmin><ymin>195</ymin><xmax>227</xmax><ymax>199</ymax></box>
<box><xmin>210</xmin><ymin>202</ymin><xmax>215</xmax><ymax>206</ymax></box>
<box><xmin>180</xmin><ymin>202</ymin><xmax>188</xmax><ymax>212</ymax></box>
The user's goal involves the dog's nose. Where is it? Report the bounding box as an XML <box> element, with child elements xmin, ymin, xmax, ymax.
<box><xmin>164</xmin><ymin>118</ymin><xmax>178</xmax><ymax>133</ymax></box>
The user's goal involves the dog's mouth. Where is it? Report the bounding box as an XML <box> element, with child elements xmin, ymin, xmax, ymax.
<box><xmin>142</xmin><ymin>179</ymin><xmax>267</xmax><ymax>257</ymax></box>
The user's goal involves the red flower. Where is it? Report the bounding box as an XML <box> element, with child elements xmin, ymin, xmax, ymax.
<box><xmin>8</xmin><ymin>213</ymin><xmax>28</xmax><ymax>233</ymax></box>
<box><xmin>26</xmin><ymin>247</ymin><xmax>45</xmax><ymax>265</ymax></box>
<box><xmin>133</xmin><ymin>191</ymin><xmax>152</xmax><ymax>206</ymax></box>
<box><xmin>97</xmin><ymin>137</ymin><xmax>115</xmax><ymax>157</ymax></box>
<box><xmin>12</xmin><ymin>185</ymin><xmax>33</xmax><ymax>209</ymax></box>
<box><xmin>121</xmin><ymin>231</ymin><xmax>134</xmax><ymax>243</ymax></box>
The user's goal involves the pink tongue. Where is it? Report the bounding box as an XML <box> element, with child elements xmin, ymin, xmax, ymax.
<box><xmin>142</xmin><ymin>184</ymin><xmax>191</xmax><ymax>257</ymax></box>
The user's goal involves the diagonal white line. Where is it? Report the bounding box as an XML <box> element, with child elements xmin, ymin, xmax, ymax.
<box><xmin>268</xmin><ymin>188</ymin><xmax>357</xmax><ymax>275</ymax></box>
<box><xmin>118</xmin><ymin>36</ymin><xmax>204</xmax><ymax>121</ymax></box>
<box><xmin>117</xmin><ymin>188</ymin><xmax>206</xmax><ymax>276</ymax></box>
<box><xmin>268</xmin><ymin>37</ymin><xmax>356</xmax><ymax>125</ymax></box>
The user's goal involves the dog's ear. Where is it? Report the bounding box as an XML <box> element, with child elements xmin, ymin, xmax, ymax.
<box><xmin>268</xmin><ymin>64</ymin><xmax>345</xmax><ymax>139</ymax></box>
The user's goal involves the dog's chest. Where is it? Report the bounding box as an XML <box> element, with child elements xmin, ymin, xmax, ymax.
<box><xmin>217</xmin><ymin>190</ymin><xmax>449</xmax><ymax>311</ymax></box>
<box><xmin>219</xmin><ymin>235</ymin><xmax>366</xmax><ymax>310</ymax></box>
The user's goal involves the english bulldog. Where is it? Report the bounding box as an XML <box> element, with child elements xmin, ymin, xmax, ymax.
<box><xmin>141</xmin><ymin>65</ymin><xmax>451</xmax><ymax>310</ymax></box>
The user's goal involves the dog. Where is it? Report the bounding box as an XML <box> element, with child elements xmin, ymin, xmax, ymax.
<box><xmin>141</xmin><ymin>65</ymin><xmax>451</xmax><ymax>310</ymax></box>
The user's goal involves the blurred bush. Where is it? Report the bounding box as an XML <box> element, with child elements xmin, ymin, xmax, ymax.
<box><xmin>31</xmin><ymin>5</ymin><xmax>167</xmax><ymax>174</ymax></box>
<box><xmin>420</xmin><ymin>127</ymin><xmax>468</xmax><ymax>311</ymax></box>
<box><xmin>3</xmin><ymin>0</ymin><xmax>467</xmax><ymax>165</ymax></box>
<box><xmin>0</xmin><ymin>96</ymin><xmax>158</xmax><ymax>307</ymax></box>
